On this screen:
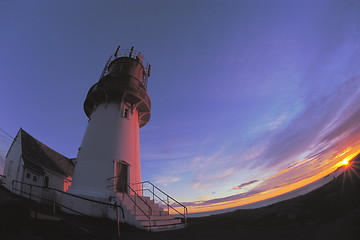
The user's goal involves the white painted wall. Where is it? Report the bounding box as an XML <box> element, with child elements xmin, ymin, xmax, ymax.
<box><xmin>3</xmin><ymin>130</ymin><xmax>70</xmax><ymax>204</ymax></box>
<box><xmin>69</xmin><ymin>102</ymin><xmax>142</xmax><ymax>198</ymax></box>
<box><xmin>41</xmin><ymin>169</ymin><xmax>68</xmax><ymax>204</ymax></box>
<box><xmin>3</xmin><ymin>131</ymin><xmax>22</xmax><ymax>191</ymax></box>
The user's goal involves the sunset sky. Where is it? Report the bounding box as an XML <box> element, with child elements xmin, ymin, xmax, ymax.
<box><xmin>1</xmin><ymin>0</ymin><xmax>360</xmax><ymax>214</ymax></box>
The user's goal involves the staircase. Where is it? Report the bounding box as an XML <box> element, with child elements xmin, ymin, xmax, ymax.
<box><xmin>112</xmin><ymin>181</ymin><xmax>188</xmax><ymax>232</ymax></box>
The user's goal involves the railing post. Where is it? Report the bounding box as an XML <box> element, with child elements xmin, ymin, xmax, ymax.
<box><xmin>184</xmin><ymin>207</ymin><xmax>187</xmax><ymax>225</ymax></box>
<box><xmin>167</xmin><ymin>196</ymin><xmax>170</xmax><ymax>214</ymax></box>
<box><xmin>115</xmin><ymin>203</ymin><xmax>121</xmax><ymax>239</ymax></box>
<box><xmin>149</xmin><ymin>203</ymin><xmax>152</xmax><ymax>216</ymax></box>
<box><xmin>141</xmin><ymin>182</ymin><xmax>143</xmax><ymax>196</ymax></box>
<box><xmin>152</xmin><ymin>185</ymin><xmax>155</xmax><ymax>201</ymax></box>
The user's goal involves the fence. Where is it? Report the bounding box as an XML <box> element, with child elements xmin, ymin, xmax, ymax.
<box><xmin>11</xmin><ymin>180</ymin><xmax>125</xmax><ymax>238</ymax></box>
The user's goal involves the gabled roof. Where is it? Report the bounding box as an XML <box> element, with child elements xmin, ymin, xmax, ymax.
<box><xmin>20</xmin><ymin>129</ymin><xmax>74</xmax><ymax>177</ymax></box>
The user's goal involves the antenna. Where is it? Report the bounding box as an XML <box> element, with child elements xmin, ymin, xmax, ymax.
<box><xmin>129</xmin><ymin>46</ymin><xmax>134</xmax><ymax>57</ymax></box>
<box><xmin>147</xmin><ymin>64</ymin><xmax>151</xmax><ymax>77</ymax></box>
<box><xmin>114</xmin><ymin>46</ymin><xmax>121</xmax><ymax>57</ymax></box>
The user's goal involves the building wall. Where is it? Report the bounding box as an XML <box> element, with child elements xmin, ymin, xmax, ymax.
<box><xmin>70</xmin><ymin>102</ymin><xmax>142</xmax><ymax>197</ymax></box>
<box><xmin>20</xmin><ymin>168</ymin><xmax>42</xmax><ymax>201</ymax></box>
<box><xmin>41</xmin><ymin>168</ymin><xmax>68</xmax><ymax>204</ymax></box>
<box><xmin>3</xmin><ymin>131</ymin><xmax>22</xmax><ymax>191</ymax></box>
<box><xmin>3</xmin><ymin>130</ymin><xmax>70</xmax><ymax>204</ymax></box>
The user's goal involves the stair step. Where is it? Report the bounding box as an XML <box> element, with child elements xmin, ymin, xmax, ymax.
<box><xmin>115</xmin><ymin>190</ymin><xmax>187</xmax><ymax>232</ymax></box>
<box><xmin>123</xmin><ymin>200</ymin><xmax>162</xmax><ymax>209</ymax></box>
<box><xmin>140</xmin><ymin>218</ymin><xmax>182</xmax><ymax>227</ymax></box>
<box><xmin>145</xmin><ymin>223</ymin><xmax>186</xmax><ymax>232</ymax></box>
<box><xmin>136</xmin><ymin>215</ymin><xmax>174</xmax><ymax>221</ymax></box>
<box><xmin>122</xmin><ymin>198</ymin><xmax>163</xmax><ymax>210</ymax></box>
<box><xmin>130</xmin><ymin>210</ymin><xmax>167</xmax><ymax>216</ymax></box>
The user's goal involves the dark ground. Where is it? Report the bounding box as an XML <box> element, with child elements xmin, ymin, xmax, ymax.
<box><xmin>1</xmin><ymin>155</ymin><xmax>360</xmax><ymax>240</ymax></box>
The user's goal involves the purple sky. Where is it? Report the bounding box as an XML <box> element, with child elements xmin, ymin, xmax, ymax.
<box><xmin>1</xmin><ymin>0</ymin><xmax>360</xmax><ymax>212</ymax></box>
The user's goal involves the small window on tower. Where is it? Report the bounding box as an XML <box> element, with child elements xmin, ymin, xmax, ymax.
<box><xmin>26</xmin><ymin>173</ymin><xmax>31</xmax><ymax>179</ymax></box>
<box><xmin>123</xmin><ymin>106</ymin><xmax>130</xmax><ymax>119</ymax></box>
<box><xmin>33</xmin><ymin>176</ymin><xmax>37</xmax><ymax>182</ymax></box>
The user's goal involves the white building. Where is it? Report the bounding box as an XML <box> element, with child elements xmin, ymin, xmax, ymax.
<box><xmin>3</xmin><ymin>128</ymin><xmax>74</xmax><ymax>201</ymax></box>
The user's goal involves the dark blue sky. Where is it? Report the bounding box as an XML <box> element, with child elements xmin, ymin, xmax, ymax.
<box><xmin>1</xmin><ymin>0</ymin><xmax>360</xmax><ymax>212</ymax></box>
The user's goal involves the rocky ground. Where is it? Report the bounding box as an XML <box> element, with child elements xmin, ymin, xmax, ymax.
<box><xmin>1</xmin><ymin>155</ymin><xmax>360</xmax><ymax>240</ymax></box>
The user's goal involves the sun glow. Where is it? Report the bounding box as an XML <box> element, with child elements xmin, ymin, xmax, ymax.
<box><xmin>175</xmin><ymin>146</ymin><xmax>360</xmax><ymax>214</ymax></box>
<box><xmin>338</xmin><ymin>158</ymin><xmax>350</xmax><ymax>166</ymax></box>
<box><xmin>335</xmin><ymin>150</ymin><xmax>360</xmax><ymax>168</ymax></box>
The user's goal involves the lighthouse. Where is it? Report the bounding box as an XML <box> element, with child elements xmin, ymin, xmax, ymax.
<box><xmin>69</xmin><ymin>46</ymin><xmax>151</xmax><ymax>198</ymax></box>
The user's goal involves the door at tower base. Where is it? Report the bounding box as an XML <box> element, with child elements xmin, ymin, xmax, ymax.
<box><xmin>114</xmin><ymin>160</ymin><xmax>129</xmax><ymax>193</ymax></box>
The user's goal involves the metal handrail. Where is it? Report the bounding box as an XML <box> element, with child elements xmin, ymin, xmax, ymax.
<box><xmin>11</xmin><ymin>180</ymin><xmax>125</xmax><ymax>238</ymax></box>
<box><xmin>132</xmin><ymin>181</ymin><xmax>188</xmax><ymax>224</ymax></box>
<box><xmin>127</xmin><ymin>184</ymin><xmax>152</xmax><ymax>228</ymax></box>
<box><xmin>141</xmin><ymin>188</ymin><xmax>185</xmax><ymax>216</ymax></box>
<box><xmin>106</xmin><ymin>176</ymin><xmax>153</xmax><ymax>228</ymax></box>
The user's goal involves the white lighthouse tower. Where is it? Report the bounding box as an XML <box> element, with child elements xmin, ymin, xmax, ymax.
<box><xmin>64</xmin><ymin>47</ymin><xmax>187</xmax><ymax>231</ymax></box>
<box><xmin>69</xmin><ymin>46</ymin><xmax>151</xmax><ymax>198</ymax></box>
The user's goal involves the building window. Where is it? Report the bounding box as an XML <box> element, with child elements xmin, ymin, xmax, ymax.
<box><xmin>33</xmin><ymin>176</ymin><xmax>37</xmax><ymax>182</ymax></box>
<box><xmin>64</xmin><ymin>177</ymin><xmax>72</xmax><ymax>191</ymax></box>
<box><xmin>44</xmin><ymin>176</ymin><xmax>49</xmax><ymax>188</ymax></box>
<box><xmin>26</xmin><ymin>173</ymin><xmax>31</xmax><ymax>179</ymax></box>
<box><xmin>123</xmin><ymin>106</ymin><xmax>130</xmax><ymax>119</ymax></box>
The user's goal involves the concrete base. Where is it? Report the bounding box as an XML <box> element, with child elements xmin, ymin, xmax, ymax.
<box><xmin>58</xmin><ymin>191</ymin><xmax>186</xmax><ymax>231</ymax></box>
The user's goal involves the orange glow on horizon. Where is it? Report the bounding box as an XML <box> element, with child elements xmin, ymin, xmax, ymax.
<box><xmin>172</xmin><ymin>145</ymin><xmax>360</xmax><ymax>215</ymax></box>
<box><xmin>337</xmin><ymin>158</ymin><xmax>350</xmax><ymax>166</ymax></box>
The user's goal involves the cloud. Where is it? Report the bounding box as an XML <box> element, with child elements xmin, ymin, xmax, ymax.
<box><xmin>266</xmin><ymin>113</ymin><xmax>289</xmax><ymax>131</ymax></box>
<box><xmin>191</xmin><ymin>148</ymin><xmax>233</xmax><ymax>189</ymax></box>
<box><xmin>320</xmin><ymin>99</ymin><xmax>360</xmax><ymax>144</ymax></box>
<box><xmin>230</xmin><ymin>180</ymin><xmax>259</xmax><ymax>191</ymax></box>
<box><xmin>154</xmin><ymin>176</ymin><xmax>181</xmax><ymax>186</ymax></box>
<box><xmin>250</xmin><ymin>77</ymin><xmax>360</xmax><ymax>169</ymax></box>
<box><xmin>182</xmin><ymin>190</ymin><xmax>262</xmax><ymax>207</ymax></box>
<box><xmin>192</xmin><ymin>166</ymin><xmax>236</xmax><ymax>190</ymax></box>
<box><xmin>141</xmin><ymin>152</ymin><xmax>191</xmax><ymax>161</ymax></box>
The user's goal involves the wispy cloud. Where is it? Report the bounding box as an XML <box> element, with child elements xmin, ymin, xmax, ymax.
<box><xmin>154</xmin><ymin>176</ymin><xmax>181</xmax><ymax>186</ymax></box>
<box><xmin>182</xmin><ymin>190</ymin><xmax>262</xmax><ymax>207</ymax></box>
<box><xmin>250</xmin><ymin>77</ymin><xmax>360</xmax><ymax>169</ymax></box>
<box><xmin>191</xmin><ymin>148</ymin><xmax>236</xmax><ymax>190</ymax></box>
<box><xmin>267</xmin><ymin>113</ymin><xmax>288</xmax><ymax>130</ymax></box>
<box><xmin>230</xmin><ymin>180</ymin><xmax>259</xmax><ymax>191</ymax></box>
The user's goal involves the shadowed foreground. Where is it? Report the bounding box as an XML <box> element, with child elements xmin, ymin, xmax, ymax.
<box><xmin>1</xmin><ymin>155</ymin><xmax>360</xmax><ymax>240</ymax></box>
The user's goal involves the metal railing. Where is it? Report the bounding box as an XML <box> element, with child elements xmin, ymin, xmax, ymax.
<box><xmin>100</xmin><ymin>46</ymin><xmax>151</xmax><ymax>90</ymax></box>
<box><xmin>11</xmin><ymin>180</ymin><xmax>125</xmax><ymax>239</ymax></box>
<box><xmin>132</xmin><ymin>181</ymin><xmax>188</xmax><ymax>225</ymax></box>
<box><xmin>107</xmin><ymin>176</ymin><xmax>153</xmax><ymax>228</ymax></box>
